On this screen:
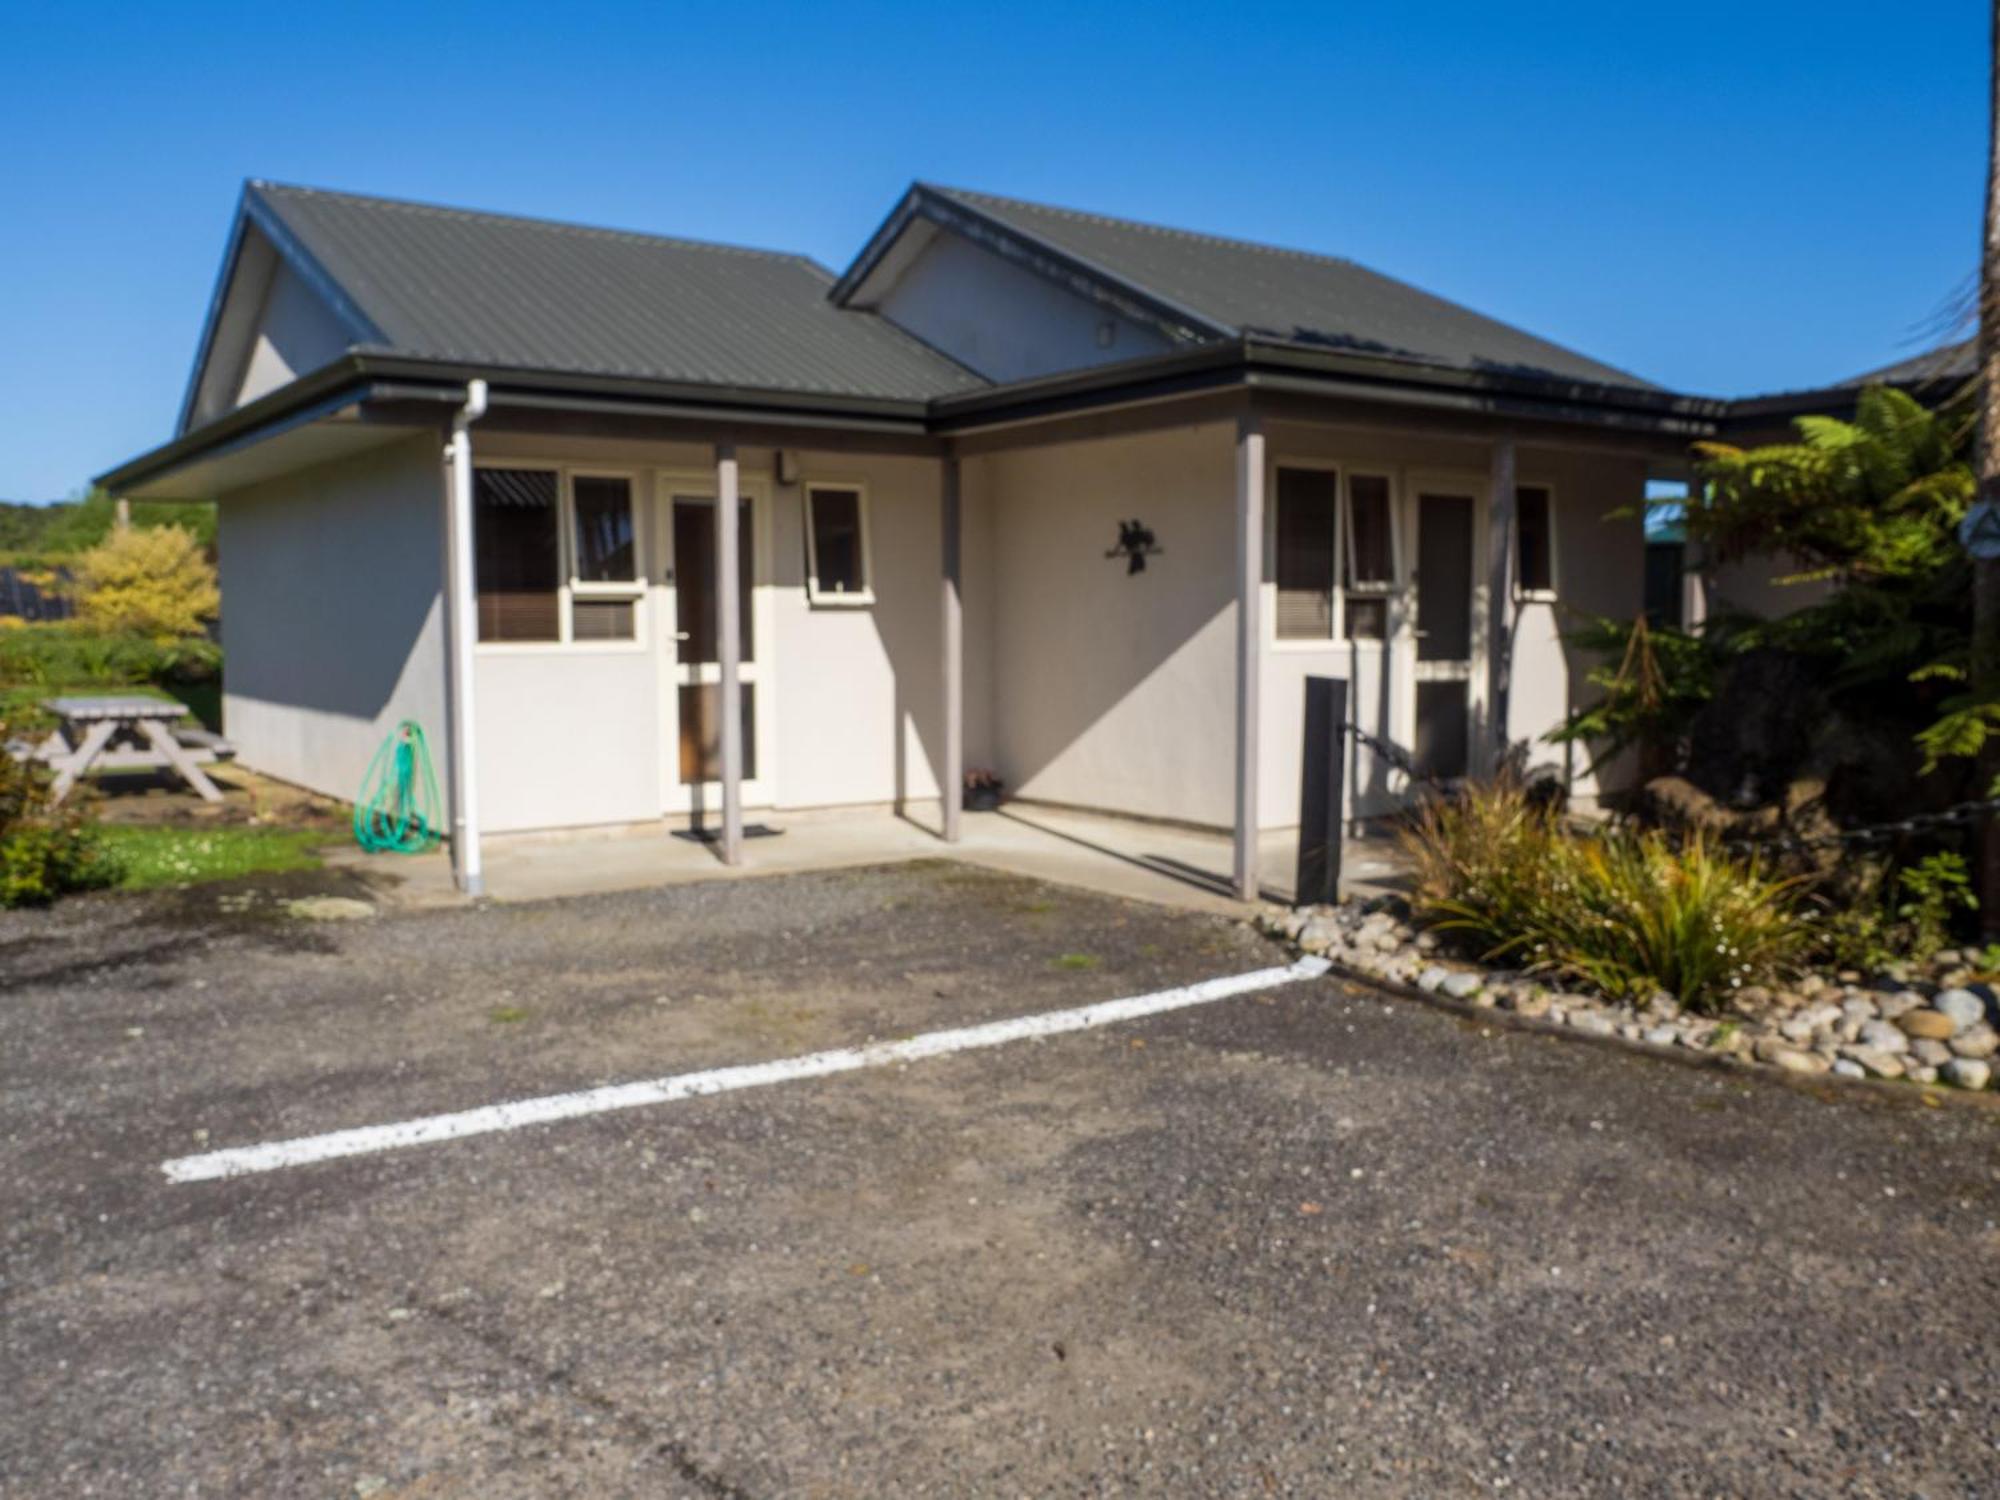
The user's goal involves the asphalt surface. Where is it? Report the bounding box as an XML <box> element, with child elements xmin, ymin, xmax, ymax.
<box><xmin>3</xmin><ymin>861</ymin><xmax>1998</xmax><ymax>1498</ymax></box>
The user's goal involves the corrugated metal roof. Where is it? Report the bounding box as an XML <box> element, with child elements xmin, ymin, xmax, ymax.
<box><xmin>922</xmin><ymin>185</ymin><xmax>1657</xmax><ymax>391</ymax></box>
<box><xmin>249</xmin><ymin>182</ymin><xmax>986</xmax><ymax>401</ymax></box>
<box><xmin>1836</xmin><ymin>337</ymin><xmax>1974</xmax><ymax>390</ymax></box>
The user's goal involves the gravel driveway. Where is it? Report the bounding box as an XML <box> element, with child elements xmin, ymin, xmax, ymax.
<box><xmin>3</xmin><ymin>862</ymin><xmax>1997</xmax><ymax>1497</ymax></box>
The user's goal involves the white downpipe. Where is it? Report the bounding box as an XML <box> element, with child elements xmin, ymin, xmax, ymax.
<box><xmin>445</xmin><ymin>379</ymin><xmax>489</xmax><ymax>896</ymax></box>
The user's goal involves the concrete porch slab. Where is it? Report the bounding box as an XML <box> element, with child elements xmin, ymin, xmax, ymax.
<box><xmin>330</xmin><ymin>802</ymin><xmax>1411</xmax><ymax>915</ymax></box>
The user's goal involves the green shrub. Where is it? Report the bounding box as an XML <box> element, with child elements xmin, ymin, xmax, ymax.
<box><xmin>0</xmin><ymin>624</ymin><xmax>222</xmax><ymax>730</ymax></box>
<box><xmin>0</xmin><ymin>725</ymin><xmax>121</xmax><ymax>907</ymax></box>
<box><xmin>1814</xmin><ymin>851</ymin><xmax>1978</xmax><ymax>970</ymax></box>
<box><xmin>1402</xmin><ymin>780</ymin><xmax>1809</xmax><ymax>1010</ymax></box>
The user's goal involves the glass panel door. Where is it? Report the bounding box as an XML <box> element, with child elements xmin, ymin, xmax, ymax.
<box><xmin>1413</xmin><ymin>492</ymin><xmax>1474</xmax><ymax>780</ymax></box>
<box><xmin>664</xmin><ymin>491</ymin><xmax>761</xmax><ymax>810</ymax></box>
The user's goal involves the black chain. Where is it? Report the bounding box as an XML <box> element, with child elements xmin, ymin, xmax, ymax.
<box><xmin>1338</xmin><ymin>723</ymin><xmax>1995</xmax><ymax>856</ymax></box>
<box><xmin>1720</xmin><ymin>796</ymin><xmax>2000</xmax><ymax>854</ymax></box>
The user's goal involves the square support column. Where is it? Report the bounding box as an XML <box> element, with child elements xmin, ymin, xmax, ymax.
<box><xmin>940</xmin><ymin>456</ymin><xmax>964</xmax><ymax>843</ymax></box>
<box><xmin>1486</xmin><ymin>435</ymin><xmax>1518</xmax><ymax>763</ymax></box>
<box><xmin>714</xmin><ymin>442</ymin><xmax>744</xmax><ymax>866</ymax></box>
<box><xmin>1233</xmin><ymin>411</ymin><xmax>1265</xmax><ymax>903</ymax></box>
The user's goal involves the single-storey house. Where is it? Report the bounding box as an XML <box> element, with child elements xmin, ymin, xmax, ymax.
<box><xmin>100</xmin><ymin>181</ymin><xmax>1727</xmax><ymax>897</ymax></box>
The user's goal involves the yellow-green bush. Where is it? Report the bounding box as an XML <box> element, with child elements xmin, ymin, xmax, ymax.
<box><xmin>74</xmin><ymin>523</ymin><xmax>218</xmax><ymax>638</ymax></box>
<box><xmin>1401</xmin><ymin>781</ymin><xmax>1809</xmax><ymax>1010</ymax></box>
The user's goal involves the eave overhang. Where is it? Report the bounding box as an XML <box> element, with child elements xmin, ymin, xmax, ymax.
<box><xmin>101</xmin><ymin>339</ymin><xmax>1727</xmax><ymax>502</ymax></box>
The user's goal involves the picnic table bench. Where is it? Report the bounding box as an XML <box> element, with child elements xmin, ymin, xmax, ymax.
<box><xmin>13</xmin><ymin>695</ymin><xmax>235</xmax><ymax>803</ymax></box>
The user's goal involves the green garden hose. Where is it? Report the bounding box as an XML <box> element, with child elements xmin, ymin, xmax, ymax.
<box><xmin>354</xmin><ymin>719</ymin><xmax>445</xmax><ymax>854</ymax></box>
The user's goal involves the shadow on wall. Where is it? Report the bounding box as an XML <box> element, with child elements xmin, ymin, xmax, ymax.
<box><xmin>981</xmin><ymin>425</ymin><xmax>1240</xmax><ymax>826</ymax></box>
<box><xmin>220</xmin><ymin>439</ymin><xmax>445</xmax><ymax>724</ymax></box>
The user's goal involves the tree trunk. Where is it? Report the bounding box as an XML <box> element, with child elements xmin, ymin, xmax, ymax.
<box><xmin>1978</xmin><ymin>0</ymin><xmax>2000</xmax><ymax>937</ymax></box>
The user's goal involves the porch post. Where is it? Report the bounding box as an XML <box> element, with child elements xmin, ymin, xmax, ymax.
<box><xmin>715</xmin><ymin>442</ymin><xmax>744</xmax><ymax>865</ymax></box>
<box><xmin>1486</xmin><ymin>434</ymin><xmax>1518</xmax><ymax>762</ymax></box>
<box><xmin>940</xmin><ymin>455</ymin><xmax>964</xmax><ymax>843</ymax></box>
<box><xmin>1233</xmin><ymin>410</ymin><xmax>1265</xmax><ymax>903</ymax></box>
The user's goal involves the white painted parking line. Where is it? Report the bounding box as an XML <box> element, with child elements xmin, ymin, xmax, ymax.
<box><xmin>162</xmin><ymin>956</ymin><xmax>1333</xmax><ymax>1184</ymax></box>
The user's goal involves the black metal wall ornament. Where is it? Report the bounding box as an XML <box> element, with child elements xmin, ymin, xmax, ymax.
<box><xmin>1106</xmin><ymin>519</ymin><xmax>1162</xmax><ymax>574</ymax></box>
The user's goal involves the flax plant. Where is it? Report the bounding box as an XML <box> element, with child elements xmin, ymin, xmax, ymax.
<box><xmin>1401</xmin><ymin>781</ymin><xmax>1808</xmax><ymax>1010</ymax></box>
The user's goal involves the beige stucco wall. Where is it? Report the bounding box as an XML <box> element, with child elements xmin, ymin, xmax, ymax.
<box><xmin>466</xmin><ymin>432</ymin><xmax>987</xmax><ymax>832</ymax></box>
<box><xmin>873</xmin><ymin>230</ymin><xmax>1175</xmax><ymax>384</ymax></box>
<box><xmin>218</xmin><ymin>434</ymin><xmax>449</xmax><ymax>804</ymax></box>
<box><xmin>977</xmin><ymin>421</ymin><xmax>1241</xmax><ymax>827</ymax></box>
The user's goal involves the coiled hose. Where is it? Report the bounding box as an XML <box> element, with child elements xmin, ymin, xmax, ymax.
<box><xmin>354</xmin><ymin>719</ymin><xmax>445</xmax><ymax>854</ymax></box>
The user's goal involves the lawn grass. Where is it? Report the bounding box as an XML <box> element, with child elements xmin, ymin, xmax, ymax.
<box><xmin>95</xmin><ymin>824</ymin><xmax>325</xmax><ymax>890</ymax></box>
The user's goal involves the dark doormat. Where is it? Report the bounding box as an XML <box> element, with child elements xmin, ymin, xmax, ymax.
<box><xmin>670</xmin><ymin>823</ymin><xmax>784</xmax><ymax>844</ymax></box>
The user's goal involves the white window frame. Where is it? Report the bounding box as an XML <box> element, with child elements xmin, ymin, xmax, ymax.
<box><xmin>1268</xmin><ymin>458</ymin><xmax>1341</xmax><ymax>646</ymax></box>
<box><xmin>802</xmin><ymin>478</ymin><xmax>875</xmax><ymax>606</ymax></box>
<box><xmin>473</xmin><ymin>461</ymin><xmax>648</xmax><ymax>653</ymax></box>
<box><xmin>1268</xmin><ymin>459</ymin><xmax>1408</xmax><ymax>649</ymax></box>
<box><xmin>1341</xmin><ymin>469</ymin><xmax>1401</xmax><ymax>604</ymax></box>
<box><xmin>1513</xmin><ymin>480</ymin><xmax>1558</xmax><ymax>602</ymax></box>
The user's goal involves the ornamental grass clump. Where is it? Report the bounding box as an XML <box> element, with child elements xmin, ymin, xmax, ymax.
<box><xmin>1401</xmin><ymin>780</ymin><xmax>1808</xmax><ymax>1011</ymax></box>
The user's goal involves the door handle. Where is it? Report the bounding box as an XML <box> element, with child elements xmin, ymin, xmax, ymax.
<box><xmin>673</xmin><ymin>632</ymin><xmax>692</xmax><ymax>641</ymax></box>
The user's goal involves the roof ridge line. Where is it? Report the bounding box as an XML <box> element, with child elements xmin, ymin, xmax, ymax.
<box><xmin>923</xmin><ymin>183</ymin><xmax>1372</xmax><ymax>273</ymax></box>
<box><xmin>249</xmin><ymin>180</ymin><xmax>819</xmax><ymax>267</ymax></box>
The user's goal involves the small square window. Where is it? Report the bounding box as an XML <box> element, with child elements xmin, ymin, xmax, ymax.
<box><xmin>572</xmin><ymin>475</ymin><xmax>637</xmax><ymax>583</ymax></box>
<box><xmin>805</xmin><ymin>484</ymin><xmax>871</xmax><ymax>603</ymax></box>
<box><xmin>1516</xmin><ymin>486</ymin><xmax>1554</xmax><ymax>595</ymax></box>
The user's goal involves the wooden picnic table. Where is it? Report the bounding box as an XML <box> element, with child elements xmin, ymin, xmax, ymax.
<box><xmin>23</xmin><ymin>695</ymin><xmax>230</xmax><ymax>803</ymax></box>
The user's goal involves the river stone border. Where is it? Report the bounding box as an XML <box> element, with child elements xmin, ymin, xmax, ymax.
<box><xmin>1261</xmin><ymin>899</ymin><xmax>1998</xmax><ymax>1093</ymax></box>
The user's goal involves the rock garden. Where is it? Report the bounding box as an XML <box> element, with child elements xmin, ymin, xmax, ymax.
<box><xmin>1264</xmin><ymin>895</ymin><xmax>1998</xmax><ymax>1093</ymax></box>
<box><xmin>1259</xmin><ymin>384</ymin><xmax>2000</xmax><ymax>1097</ymax></box>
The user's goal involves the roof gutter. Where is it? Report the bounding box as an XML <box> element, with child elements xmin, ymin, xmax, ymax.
<box><xmin>931</xmin><ymin>338</ymin><xmax>1727</xmax><ymax>438</ymax></box>
<box><xmin>102</xmin><ymin>337</ymin><xmax>1729</xmax><ymax>500</ymax></box>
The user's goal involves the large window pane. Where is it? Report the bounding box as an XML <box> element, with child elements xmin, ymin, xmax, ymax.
<box><xmin>807</xmin><ymin>486</ymin><xmax>867</xmax><ymax>598</ymax></box>
<box><xmin>1346</xmin><ymin>474</ymin><xmax>1394</xmax><ymax>587</ymax></box>
<box><xmin>475</xmin><ymin>468</ymin><xmax>559</xmax><ymax>642</ymax></box>
<box><xmin>1275</xmin><ymin>468</ymin><xmax>1337</xmax><ymax>640</ymax></box>
<box><xmin>573</xmin><ymin>475</ymin><xmax>637</xmax><ymax>582</ymax></box>
<box><xmin>1416</xmin><ymin>493</ymin><xmax>1474</xmax><ymax>662</ymax></box>
<box><xmin>1516</xmin><ymin>486</ymin><xmax>1554</xmax><ymax>593</ymax></box>
<box><xmin>672</xmin><ymin>498</ymin><xmax>753</xmax><ymax>663</ymax></box>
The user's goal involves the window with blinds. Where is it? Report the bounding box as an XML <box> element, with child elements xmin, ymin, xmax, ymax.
<box><xmin>1275</xmin><ymin>467</ymin><xmax>1338</xmax><ymax>640</ymax></box>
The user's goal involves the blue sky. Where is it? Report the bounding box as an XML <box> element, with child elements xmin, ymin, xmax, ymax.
<box><xmin>0</xmin><ymin>1</ymin><xmax>1983</xmax><ymax>502</ymax></box>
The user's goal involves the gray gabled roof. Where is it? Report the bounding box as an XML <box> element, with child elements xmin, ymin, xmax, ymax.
<box><xmin>883</xmin><ymin>184</ymin><xmax>1657</xmax><ymax>391</ymax></box>
<box><xmin>238</xmin><ymin>182</ymin><xmax>985</xmax><ymax>404</ymax></box>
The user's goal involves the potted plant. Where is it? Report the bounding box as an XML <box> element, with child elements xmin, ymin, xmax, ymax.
<box><xmin>963</xmin><ymin>768</ymin><xmax>1004</xmax><ymax>812</ymax></box>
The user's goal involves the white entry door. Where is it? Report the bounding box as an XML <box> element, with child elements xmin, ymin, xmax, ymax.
<box><xmin>1412</xmin><ymin>489</ymin><xmax>1476</xmax><ymax>781</ymax></box>
<box><xmin>660</xmin><ymin>483</ymin><xmax>769</xmax><ymax>815</ymax></box>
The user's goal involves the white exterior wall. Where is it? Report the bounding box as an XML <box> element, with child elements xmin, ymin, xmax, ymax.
<box><xmin>467</xmin><ymin>432</ymin><xmax>988</xmax><ymax>832</ymax></box>
<box><xmin>218</xmin><ymin>435</ymin><xmax>448</xmax><ymax>803</ymax></box>
<box><xmin>978</xmin><ymin>422</ymin><xmax>1241</xmax><ymax>827</ymax></box>
<box><xmin>873</xmin><ymin>231</ymin><xmax>1175</xmax><ymax>384</ymax></box>
<box><xmin>234</xmin><ymin>260</ymin><xmax>351</xmax><ymax>407</ymax></box>
<box><xmin>1504</xmin><ymin>446</ymin><xmax>1650</xmax><ymax>806</ymax></box>
<box><xmin>216</xmin><ymin>417</ymin><xmax>1643</xmax><ymax>838</ymax></box>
